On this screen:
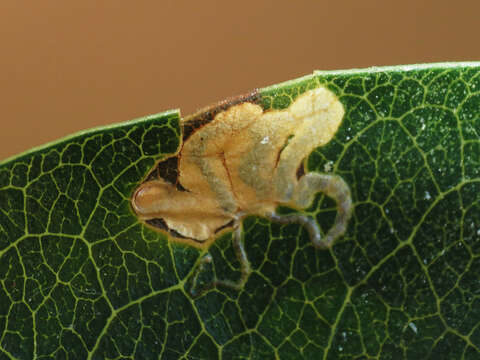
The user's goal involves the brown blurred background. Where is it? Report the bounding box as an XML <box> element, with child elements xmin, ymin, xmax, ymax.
<box><xmin>1</xmin><ymin>0</ymin><xmax>479</xmax><ymax>160</ymax></box>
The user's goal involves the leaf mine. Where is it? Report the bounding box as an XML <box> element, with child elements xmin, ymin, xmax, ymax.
<box><xmin>132</xmin><ymin>86</ymin><xmax>352</xmax><ymax>295</ymax></box>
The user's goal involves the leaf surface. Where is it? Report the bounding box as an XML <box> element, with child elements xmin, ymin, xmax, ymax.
<box><xmin>1</xmin><ymin>63</ymin><xmax>480</xmax><ymax>359</ymax></box>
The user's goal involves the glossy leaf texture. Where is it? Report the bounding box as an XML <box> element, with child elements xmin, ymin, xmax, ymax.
<box><xmin>1</xmin><ymin>63</ymin><xmax>480</xmax><ymax>359</ymax></box>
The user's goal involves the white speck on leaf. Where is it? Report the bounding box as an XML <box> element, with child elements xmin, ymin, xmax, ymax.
<box><xmin>324</xmin><ymin>161</ymin><xmax>333</xmax><ymax>172</ymax></box>
<box><xmin>260</xmin><ymin>136</ymin><xmax>269</xmax><ymax>144</ymax></box>
<box><xmin>203</xmin><ymin>254</ymin><xmax>213</xmax><ymax>263</ymax></box>
<box><xmin>424</xmin><ymin>191</ymin><xmax>431</xmax><ymax>200</ymax></box>
<box><xmin>409</xmin><ymin>322</ymin><xmax>418</xmax><ymax>334</ymax></box>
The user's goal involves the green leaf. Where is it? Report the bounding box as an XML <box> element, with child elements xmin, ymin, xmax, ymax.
<box><xmin>1</xmin><ymin>63</ymin><xmax>480</xmax><ymax>359</ymax></box>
